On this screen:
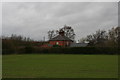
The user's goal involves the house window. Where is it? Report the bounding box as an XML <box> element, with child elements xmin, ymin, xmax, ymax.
<box><xmin>56</xmin><ymin>42</ymin><xmax>59</xmax><ymax>45</ymax></box>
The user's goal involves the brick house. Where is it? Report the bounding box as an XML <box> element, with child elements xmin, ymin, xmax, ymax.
<box><xmin>41</xmin><ymin>30</ymin><xmax>73</xmax><ymax>48</ymax></box>
<box><xmin>49</xmin><ymin>30</ymin><xmax>73</xmax><ymax>47</ymax></box>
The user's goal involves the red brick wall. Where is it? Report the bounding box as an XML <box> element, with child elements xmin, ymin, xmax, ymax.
<box><xmin>49</xmin><ymin>41</ymin><xmax>72</xmax><ymax>46</ymax></box>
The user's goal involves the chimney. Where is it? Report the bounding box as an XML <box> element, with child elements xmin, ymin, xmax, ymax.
<box><xmin>59</xmin><ymin>30</ymin><xmax>64</xmax><ymax>36</ymax></box>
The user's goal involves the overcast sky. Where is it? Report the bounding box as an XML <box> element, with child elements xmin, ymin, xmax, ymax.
<box><xmin>2</xmin><ymin>2</ymin><xmax>118</xmax><ymax>41</ymax></box>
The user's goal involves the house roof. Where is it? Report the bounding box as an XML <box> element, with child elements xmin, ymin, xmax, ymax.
<box><xmin>70</xmin><ymin>43</ymin><xmax>88</xmax><ymax>47</ymax></box>
<box><xmin>49</xmin><ymin>35</ymin><xmax>73</xmax><ymax>41</ymax></box>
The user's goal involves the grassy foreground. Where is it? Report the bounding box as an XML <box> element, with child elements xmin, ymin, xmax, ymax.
<box><xmin>2</xmin><ymin>54</ymin><xmax>118</xmax><ymax>78</ymax></box>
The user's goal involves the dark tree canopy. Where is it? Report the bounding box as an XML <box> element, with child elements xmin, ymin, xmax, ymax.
<box><xmin>85</xmin><ymin>29</ymin><xmax>108</xmax><ymax>47</ymax></box>
<box><xmin>80</xmin><ymin>27</ymin><xmax>120</xmax><ymax>47</ymax></box>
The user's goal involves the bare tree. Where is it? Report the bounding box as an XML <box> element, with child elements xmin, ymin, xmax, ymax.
<box><xmin>48</xmin><ymin>25</ymin><xmax>76</xmax><ymax>41</ymax></box>
<box><xmin>84</xmin><ymin>29</ymin><xmax>108</xmax><ymax>46</ymax></box>
<box><xmin>108</xmin><ymin>27</ymin><xmax>120</xmax><ymax>47</ymax></box>
<box><xmin>48</xmin><ymin>30</ymin><xmax>57</xmax><ymax>40</ymax></box>
<box><xmin>115</xmin><ymin>27</ymin><xmax>120</xmax><ymax>47</ymax></box>
<box><xmin>59</xmin><ymin>25</ymin><xmax>75</xmax><ymax>41</ymax></box>
<box><xmin>81</xmin><ymin>27</ymin><xmax>119</xmax><ymax>47</ymax></box>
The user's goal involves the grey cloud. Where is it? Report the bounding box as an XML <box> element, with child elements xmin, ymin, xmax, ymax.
<box><xmin>2</xmin><ymin>2</ymin><xmax>118</xmax><ymax>41</ymax></box>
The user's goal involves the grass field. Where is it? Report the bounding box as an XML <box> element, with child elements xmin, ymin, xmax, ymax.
<box><xmin>2</xmin><ymin>54</ymin><xmax>118</xmax><ymax>78</ymax></box>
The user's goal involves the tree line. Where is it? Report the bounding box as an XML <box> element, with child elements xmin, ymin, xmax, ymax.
<box><xmin>1</xmin><ymin>26</ymin><xmax>120</xmax><ymax>55</ymax></box>
<box><xmin>80</xmin><ymin>27</ymin><xmax>120</xmax><ymax>47</ymax></box>
<box><xmin>2</xmin><ymin>34</ymin><xmax>48</xmax><ymax>54</ymax></box>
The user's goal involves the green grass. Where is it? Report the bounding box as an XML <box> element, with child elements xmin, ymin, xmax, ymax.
<box><xmin>2</xmin><ymin>54</ymin><xmax>118</xmax><ymax>78</ymax></box>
